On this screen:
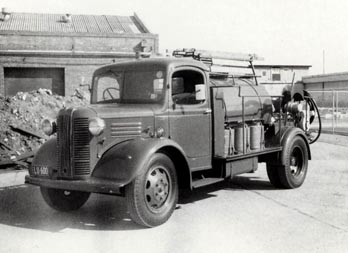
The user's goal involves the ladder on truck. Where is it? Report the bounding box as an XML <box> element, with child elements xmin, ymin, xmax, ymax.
<box><xmin>172</xmin><ymin>48</ymin><xmax>264</xmax><ymax>85</ymax></box>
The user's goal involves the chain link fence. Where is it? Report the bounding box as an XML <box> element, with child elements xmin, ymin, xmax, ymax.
<box><xmin>309</xmin><ymin>90</ymin><xmax>348</xmax><ymax>135</ymax></box>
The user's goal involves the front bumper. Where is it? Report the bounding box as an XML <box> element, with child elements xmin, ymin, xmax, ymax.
<box><xmin>25</xmin><ymin>175</ymin><xmax>125</xmax><ymax>195</ymax></box>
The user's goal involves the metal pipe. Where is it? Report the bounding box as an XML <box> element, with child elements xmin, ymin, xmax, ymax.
<box><xmin>242</xmin><ymin>96</ymin><xmax>245</xmax><ymax>154</ymax></box>
<box><xmin>250</xmin><ymin>61</ymin><xmax>259</xmax><ymax>86</ymax></box>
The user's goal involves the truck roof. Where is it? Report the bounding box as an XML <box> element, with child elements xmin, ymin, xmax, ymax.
<box><xmin>93</xmin><ymin>57</ymin><xmax>210</xmax><ymax>75</ymax></box>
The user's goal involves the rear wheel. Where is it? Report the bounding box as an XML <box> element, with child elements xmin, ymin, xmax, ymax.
<box><xmin>40</xmin><ymin>187</ymin><xmax>90</xmax><ymax>211</ymax></box>
<box><xmin>267</xmin><ymin>135</ymin><xmax>308</xmax><ymax>189</ymax></box>
<box><xmin>266</xmin><ymin>165</ymin><xmax>283</xmax><ymax>188</ymax></box>
<box><xmin>125</xmin><ymin>153</ymin><xmax>178</xmax><ymax>227</ymax></box>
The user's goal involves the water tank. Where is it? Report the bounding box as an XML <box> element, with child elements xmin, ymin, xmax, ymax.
<box><xmin>212</xmin><ymin>83</ymin><xmax>273</xmax><ymax>124</ymax></box>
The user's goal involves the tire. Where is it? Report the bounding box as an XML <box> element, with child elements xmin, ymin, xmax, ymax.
<box><xmin>125</xmin><ymin>153</ymin><xmax>178</xmax><ymax>227</ymax></box>
<box><xmin>266</xmin><ymin>165</ymin><xmax>283</xmax><ymax>188</ymax></box>
<box><xmin>40</xmin><ymin>187</ymin><xmax>90</xmax><ymax>211</ymax></box>
<box><xmin>267</xmin><ymin>135</ymin><xmax>308</xmax><ymax>189</ymax></box>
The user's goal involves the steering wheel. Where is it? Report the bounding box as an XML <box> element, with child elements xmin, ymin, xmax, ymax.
<box><xmin>102</xmin><ymin>87</ymin><xmax>119</xmax><ymax>100</ymax></box>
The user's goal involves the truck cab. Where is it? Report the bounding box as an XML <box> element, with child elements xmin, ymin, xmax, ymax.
<box><xmin>25</xmin><ymin>50</ymin><xmax>320</xmax><ymax>227</ymax></box>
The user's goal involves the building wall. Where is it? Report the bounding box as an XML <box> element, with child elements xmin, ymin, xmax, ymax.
<box><xmin>255</xmin><ymin>66</ymin><xmax>310</xmax><ymax>84</ymax></box>
<box><xmin>302</xmin><ymin>73</ymin><xmax>348</xmax><ymax>103</ymax></box>
<box><xmin>304</xmin><ymin>81</ymin><xmax>348</xmax><ymax>91</ymax></box>
<box><xmin>0</xmin><ymin>56</ymin><xmax>131</xmax><ymax>96</ymax></box>
<box><xmin>302</xmin><ymin>73</ymin><xmax>348</xmax><ymax>108</ymax></box>
<box><xmin>0</xmin><ymin>32</ymin><xmax>158</xmax><ymax>96</ymax></box>
<box><xmin>254</xmin><ymin>66</ymin><xmax>310</xmax><ymax>96</ymax></box>
<box><xmin>0</xmin><ymin>33</ymin><xmax>158</xmax><ymax>52</ymax></box>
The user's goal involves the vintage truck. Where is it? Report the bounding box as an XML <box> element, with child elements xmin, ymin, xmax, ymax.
<box><xmin>25</xmin><ymin>49</ymin><xmax>320</xmax><ymax>227</ymax></box>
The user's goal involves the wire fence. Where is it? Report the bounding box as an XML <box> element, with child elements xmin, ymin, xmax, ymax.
<box><xmin>309</xmin><ymin>90</ymin><xmax>348</xmax><ymax>135</ymax></box>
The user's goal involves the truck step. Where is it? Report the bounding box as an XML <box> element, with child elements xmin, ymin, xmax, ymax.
<box><xmin>192</xmin><ymin>177</ymin><xmax>224</xmax><ymax>189</ymax></box>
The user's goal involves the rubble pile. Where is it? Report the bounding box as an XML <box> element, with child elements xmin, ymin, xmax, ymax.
<box><xmin>0</xmin><ymin>89</ymin><xmax>89</xmax><ymax>167</ymax></box>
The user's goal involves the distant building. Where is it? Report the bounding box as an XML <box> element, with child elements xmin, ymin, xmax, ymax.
<box><xmin>302</xmin><ymin>72</ymin><xmax>348</xmax><ymax>108</ymax></box>
<box><xmin>0</xmin><ymin>9</ymin><xmax>158</xmax><ymax>96</ymax></box>
<box><xmin>302</xmin><ymin>72</ymin><xmax>348</xmax><ymax>91</ymax></box>
<box><xmin>254</xmin><ymin>63</ymin><xmax>311</xmax><ymax>95</ymax></box>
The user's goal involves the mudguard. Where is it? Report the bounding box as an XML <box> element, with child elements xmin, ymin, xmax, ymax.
<box><xmin>280</xmin><ymin>127</ymin><xmax>311</xmax><ymax>165</ymax></box>
<box><xmin>92</xmin><ymin>138</ymin><xmax>189</xmax><ymax>185</ymax></box>
<box><xmin>29</xmin><ymin>137</ymin><xmax>58</xmax><ymax>176</ymax></box>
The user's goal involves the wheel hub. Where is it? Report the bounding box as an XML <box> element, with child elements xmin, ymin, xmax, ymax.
<box><xmin>63</xmin><ymin>190</ymin><xmax>71</xmax><ymax>196</ymax></box>
<box><xmin>290</xmin><ymin>147</ymin><xmax>303</xmax><ymax>176</ymax></box>
<box><xmin>145</xmin><ymin>167</ymin><xmax>170</xmax><ymax>211</ymax></box>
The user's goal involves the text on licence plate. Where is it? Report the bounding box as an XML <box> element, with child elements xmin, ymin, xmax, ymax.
<box><xmin>31</xmin><ymin>166</ymin><xmax>49</xmax><ymax>176</ymax></box>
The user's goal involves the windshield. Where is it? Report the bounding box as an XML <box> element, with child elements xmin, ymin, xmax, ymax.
<box><xmin>91</xmin><ymin>69</ymin><xmax>166</xmax><ymax>104</ymax></box>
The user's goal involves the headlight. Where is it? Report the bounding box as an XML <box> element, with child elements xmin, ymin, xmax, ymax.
<box><xmin>155</xmin><ymin>127</ymin><xmax>165</xmax><ymax>138</ymax></box>
<box><xmin>89</xmin><ymin>117</ymin><xmax>105</xmax><ymax>136</ymax></box>
<box><xmin>42</xmin><ymin>119</ymin><xmax>56</xmax><ymax>136</ymax></box>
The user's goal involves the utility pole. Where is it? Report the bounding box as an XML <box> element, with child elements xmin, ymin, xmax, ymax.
<box><xmin>323</xmin><ymin>49</ymin><xmax>325</xmax><ymax>74</ymax></box>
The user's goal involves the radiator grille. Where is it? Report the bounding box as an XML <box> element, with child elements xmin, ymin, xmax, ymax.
<box><xmin>57</xmin><ymin>115</ymin><xmax>90</xmax><ymax>177</ymax></box>
<box><xmin>57</xmin><ymin>115</ymin><xmax>72</xmax><ymax>177</ymax></box>
<box><xmin>73</xmin><ymin>118</ymin><xmax>90</xmax><ymax>175</ymax></box>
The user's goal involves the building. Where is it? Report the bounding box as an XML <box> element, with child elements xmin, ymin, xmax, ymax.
<box><xmin>0</xmin><ymin>9</ymin><xmax>158</xmax><ymax>96</ymax></box>
<box><xmin>302</xmin><ymin>71</ymin><xmax>348</xmax><ymax>109</ymax></box>
<box><xmin>254</xmin><ymin>63</ymin><xmax>311</xmax><ymax>95</ymax></box>
<box><xmin>302</xmin><ymin>72</ymin><xmax>348</xmax><ymax>91</ymax></box>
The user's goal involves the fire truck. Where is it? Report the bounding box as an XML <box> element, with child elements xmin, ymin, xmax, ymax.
<box><xmin>25</xmin><ymin>49</ymin><xmax>321</xmax><ymax>227</ymax></box>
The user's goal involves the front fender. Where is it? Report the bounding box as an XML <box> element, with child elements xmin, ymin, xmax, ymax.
<box><xmin>29</xmin><ymin>137</ymin><xmax>57</xmax><ymax>176</ymax></box>
<box><xmin>92</xmin><ymin>138</ymin><xmax>188</xmax><ymax>185</ymax></box>
<box><xmin>280</xmin><ymin>127</ymin><xmax>311</xmax><ymax>165</ymax></box>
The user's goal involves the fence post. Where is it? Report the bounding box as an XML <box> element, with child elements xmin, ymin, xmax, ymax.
<box><xmin>332</xmin><ymin>90</ymin><xmax>335</xmax><ymax>134</ymax></box>
<box><xmin>336</xmin><ymin>90</ymin><xmax>338</xmax><ymax>128</ymax></box>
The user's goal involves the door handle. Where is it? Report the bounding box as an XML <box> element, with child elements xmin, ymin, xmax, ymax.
<box><xmin>204</xmin><ymin>109</ymin><xmax>212</xmax><ymax>114</ymax></box>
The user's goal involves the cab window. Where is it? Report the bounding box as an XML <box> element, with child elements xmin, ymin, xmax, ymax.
<box><xmin>172</xmin><ymin>70</ymin><xmax>205</xmax><ymax>105</ymax></box>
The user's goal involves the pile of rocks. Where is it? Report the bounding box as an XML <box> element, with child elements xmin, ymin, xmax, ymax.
<box><xmin>0</xmin><ymin>89</ymin><xmax>89</xmax><ymax>167</ymax></box>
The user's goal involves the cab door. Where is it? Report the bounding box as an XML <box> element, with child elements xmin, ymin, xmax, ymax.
<box><xmin>168</xmin><ymin>67</ymin><xmax>212</xmax><ymax>170</ymax></box>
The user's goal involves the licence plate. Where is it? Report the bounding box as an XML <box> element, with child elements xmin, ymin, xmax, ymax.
<box><xmin>31</xmin><ymin>166</ymin><xmax>49</xmax><ymax>176</ymax></box>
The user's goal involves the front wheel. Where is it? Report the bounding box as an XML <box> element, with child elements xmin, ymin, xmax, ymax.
<box><xmin>125</xmin><ymin>153</ymin><xmax>178</xmax><ymax>227</ymax></box>
<box><xmin>40</xmin><ymin>187</ymin><xmax>90</xmax><ymax>211</ymax></box>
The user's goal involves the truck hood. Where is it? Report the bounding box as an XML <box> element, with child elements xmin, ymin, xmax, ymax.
<box><xmin>89</xmin><ymin>104</ymin><xmax>156</xmax><ymax>119</ymax></box>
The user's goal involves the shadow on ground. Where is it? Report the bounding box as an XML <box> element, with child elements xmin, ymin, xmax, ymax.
<box><xmin>0</xmin><ymin>175</ymin><xmax>275</xmax><ymax>232</ymax></box>
<box><xmin>179</xmin><ymin>174</ymin><xmax>277</xmax><ymax>204</ymax></box>
<box><xmin>0</xmin><ymin>185</ymin><xmax>140</xmax><ymax>232</ymax></box>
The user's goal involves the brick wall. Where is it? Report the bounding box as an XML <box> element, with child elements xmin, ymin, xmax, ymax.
<box><xmin>0</xmin><ymin>33</ymin><xmax>158</xmax><ymax>53</ymax></box>
<box><xmin>0</xmin><ymin>32</ymin><xmax>159</xmax><ymax>96</ymax></box>
<box><xmin>0</xmin><ymin>56</ymin><xmax>131</xmax><ymax>96</ymax></box>
<box><xmin>65</xmin><ymin>65</ymin><xmax>101</xmax><ymax>97</ymax></box>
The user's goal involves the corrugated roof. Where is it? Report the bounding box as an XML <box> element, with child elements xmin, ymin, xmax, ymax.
<box><xmin>0</xmin><ymin>12</ymin><xmax>149</xmax><ymax>34</ymax></box>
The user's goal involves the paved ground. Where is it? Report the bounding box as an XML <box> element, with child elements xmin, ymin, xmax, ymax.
<box><xmin>0</xmin><ymin>139</ymin><xmax>348</xmax><ymax>253</ymax></box>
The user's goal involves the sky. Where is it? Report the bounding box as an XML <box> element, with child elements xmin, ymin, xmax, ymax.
<box><xmin>2</xmin><ymin>0</ymin><xmax>348</xmax><ymax>75</ymax></box>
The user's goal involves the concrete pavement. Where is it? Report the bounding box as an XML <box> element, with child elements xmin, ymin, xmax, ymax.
<box><xmin>0</xmin><ymin>140</ymin><xmax>347</xmax><ymax>252</ymax></box>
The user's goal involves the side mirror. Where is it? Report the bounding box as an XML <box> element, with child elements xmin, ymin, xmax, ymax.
<box><xmin>195</xmin><ymin>84</ymin><xmax>206</xmax><ymax>101</ymax></box>
<box><xmin>80</xmin><ymin>83</ymin><xmax>91</xmax><ymax>93</ymax></box>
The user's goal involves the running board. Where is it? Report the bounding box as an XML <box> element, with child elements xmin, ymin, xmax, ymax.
<box><xmin>192</xmin><ymin>178</ymin><xmax>225</xmax><ymax>189</ymax></box>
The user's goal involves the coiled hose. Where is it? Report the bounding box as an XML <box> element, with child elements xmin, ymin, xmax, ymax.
<box><xmin>304</xmin><ymin>91</ymin><xmax>321</xmax><ymax>144</ymax></box>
